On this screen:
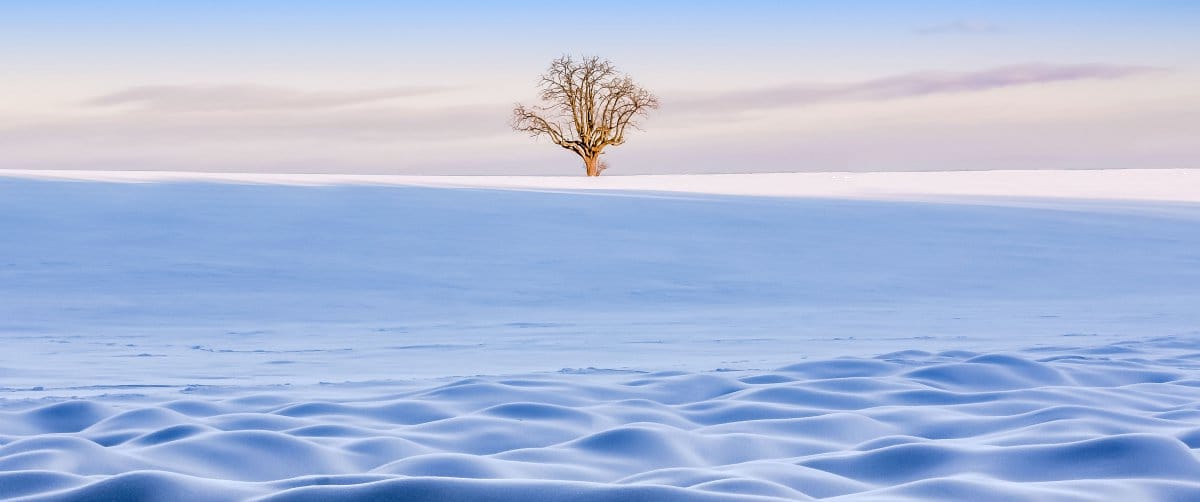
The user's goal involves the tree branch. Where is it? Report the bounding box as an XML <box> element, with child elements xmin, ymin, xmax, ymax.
<box><xmin>512</xmin><ymin>56</ymin><xmax>659</xmax><ymax>175</ymax></box>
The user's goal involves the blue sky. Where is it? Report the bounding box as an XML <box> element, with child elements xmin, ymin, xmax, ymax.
<box><xmin>1</xmin><ymin>1</ymin><xmax>1197</xmax><ymax>174</ymax></box>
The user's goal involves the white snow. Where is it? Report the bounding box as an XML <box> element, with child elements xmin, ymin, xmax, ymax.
<box><xmin>5</xmin><ymin>168</ymin><xmax>1200</xmax><ymax>202</ymax></box>
<box><xmin>1</xmin><ymin>168</ymin><xmax>1199</xmax><ymax>501</ymax></box>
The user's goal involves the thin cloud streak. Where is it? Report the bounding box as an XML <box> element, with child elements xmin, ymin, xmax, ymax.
<box><xmin>86</xmin><ymin>84</ymin><xmax>454</xmax><ymax>112</ymax></box>
<box><xmin>669</xmin><ymin>63</ymin><xmax>1163</xmax><ymax>116</ymax></box>
<box><xmin>2</xmin><ymin>105</ymin><xmax>511</xmax><ymax>143</ymax></box>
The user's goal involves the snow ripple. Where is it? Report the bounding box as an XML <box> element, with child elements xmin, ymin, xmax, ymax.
<box><xmin>3</xmin><ymin>338</ymin><xmax>1200</xmax><ymax>501</ymax></box>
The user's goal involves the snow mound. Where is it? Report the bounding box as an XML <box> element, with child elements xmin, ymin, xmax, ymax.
<box><xmin>3</xmin><ymin>338</ymin><xmax>1200</xmax><ymax>501</ymax></box>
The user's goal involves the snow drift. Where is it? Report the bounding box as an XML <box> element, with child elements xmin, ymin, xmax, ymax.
<box><xmin>2</xmin><ymin>338</ymin><xmax>1200</xmax><ymax>501</ymax></box>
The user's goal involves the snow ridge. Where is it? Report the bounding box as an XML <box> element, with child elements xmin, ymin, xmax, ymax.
<box><xmin>2</xmin><ymin>168</ymin><xmax>1199</xmax><ymax>202</ymax></box>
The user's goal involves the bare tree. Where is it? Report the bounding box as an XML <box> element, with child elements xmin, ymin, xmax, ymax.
<box><xmin>512</xmin><ymin>56</ymin><xmax>659</xmax><ymax>176</ymax></box>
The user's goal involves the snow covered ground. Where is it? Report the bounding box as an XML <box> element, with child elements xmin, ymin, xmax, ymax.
<box><xmin>1</xmin><ymin>169</ymin><xmax>1199</xmax><ymax>500</ymax></box>
<box><xmin>6</xmin><ymin>168</ymin><xmax>1199</xmax><ymax>202</ymax></box>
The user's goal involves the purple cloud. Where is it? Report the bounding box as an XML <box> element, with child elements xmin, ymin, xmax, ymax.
<box><xmin>671</xmin><ymin>63</ymin><xmax>1163</xmax><ymax>115</ymax></box>
<box><xmin>87</xmin><ymin>84</ymin><xmax>452</xmax><ymax>112</ymax></box>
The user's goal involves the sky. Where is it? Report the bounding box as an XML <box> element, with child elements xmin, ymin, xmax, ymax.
<box><xmin>1</xmin><ymin>1</ymin><xmax>1197</xmax><ymax>175</ymax></box>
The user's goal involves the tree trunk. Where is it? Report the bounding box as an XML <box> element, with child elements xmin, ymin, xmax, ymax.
<box><xmin>583</xmin><ymin>155</ymin><xmax>601</xmax><ymax>177</ymax></box>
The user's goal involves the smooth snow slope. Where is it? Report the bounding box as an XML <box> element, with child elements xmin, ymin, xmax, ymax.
<box><xmin>1</xmin><ymin>170</ymin><xmax>1199</xmax><ymax>391</ymax></box>
<box><xmin>1</xmin><ymin>169</ymin><xmax>1199</xmax><ymax>501</ymax></box>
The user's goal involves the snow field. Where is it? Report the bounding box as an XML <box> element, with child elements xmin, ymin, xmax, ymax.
<box><xmin>1</xmin><ymin>169</ymin><xmax>1199</xmax><ymax>500</ymax></box>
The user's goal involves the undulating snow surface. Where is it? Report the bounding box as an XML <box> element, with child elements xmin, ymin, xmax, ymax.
<box><xmin>3</xmin><ymin>338</ymin><xmax>1200</xmax><ymax>501</ymax></box>
<box><xmin>1</xmin><ymin>169</ymin><xmax>1199</xmax><ymax>500</ymax></box>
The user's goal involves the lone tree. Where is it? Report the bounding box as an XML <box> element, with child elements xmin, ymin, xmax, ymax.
<box><xmin>512</xmin><ymin>56</ymin><xmax>658</xmax><ymax>176</ymax></box>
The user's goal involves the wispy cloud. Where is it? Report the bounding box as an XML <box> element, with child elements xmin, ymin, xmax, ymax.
<box><xmin>0</xmin><ymin>101</ymin><xmax>516</xmax><ymax>172</ymax></box>
<box><xmin>915</xmin><ymin>20</ymin><xmax>1001</xmax><ymax>35</ymax></box>
<box><xmin>4</xmin><ymin>104</ymin><xmax>510</xmax><ymax>142</ymax></box>
<box><xmin>86</xmin><ymin>84</ymin><xmax>453</xmax><ymax>112</ymax></box>
<box><xmin>670</xmin><ymin>63</ymin><xmax>1162</xmax><ymax>116</ymax></box>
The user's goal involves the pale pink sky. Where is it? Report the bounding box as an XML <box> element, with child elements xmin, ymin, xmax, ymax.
<box><xmin>1</xmin><ymin>1</ymin><xmax>1197</xmax><ymax>174</ymax></box>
